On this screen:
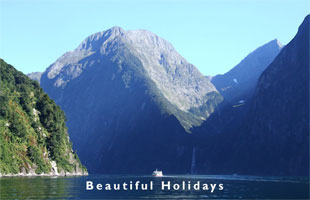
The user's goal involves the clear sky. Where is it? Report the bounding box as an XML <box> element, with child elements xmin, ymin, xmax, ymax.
<box><xmin>0</xmin><ymin>0</ymin><xmax>309</xmax><ymax>76</ymax></box>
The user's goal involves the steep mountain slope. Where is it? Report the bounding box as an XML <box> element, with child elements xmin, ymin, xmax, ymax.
<box><xmin>40</xmin><ymin>27</ymin><xmax>222</xmax><ymax>173</ymax></box>
<box><xmin>191</xmin><ymin>40</ymin><xmax>283</xmax><ymax>153</ymax></box>
<box><xmin>238</xmin><ymin>14</ymin><xmax>309</xmax><ymax>175</ymax></box>
<box><xmin>0</xmin><ymin>59</ymin><xmax>87</xmax><ymax>176</ymax></box>
<box><xmin>212</xmin><ymin>39</ymin><xmax>282</xmax><ymax>104</ymax></box>
<box><xmin>192</xmin><ymin>15</ymin><xmax>309</xmax><ymax>176</ymax></box>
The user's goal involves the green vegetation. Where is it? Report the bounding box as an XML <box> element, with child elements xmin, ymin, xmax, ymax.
<box><xmin>0</xmin><ymin>59</ymin><xmax>86</xmax><ymax>174</ymax></box>
<box><xmin>117</xmin><ymin>46</ymin><xmax>223</xmax><ymax>132</ymax></box>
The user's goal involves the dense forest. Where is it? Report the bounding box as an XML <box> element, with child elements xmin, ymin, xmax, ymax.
<box><xmin>0</xmin><ymin>59</ymin><xmax>86</xmax><ymax>175</ymax></box>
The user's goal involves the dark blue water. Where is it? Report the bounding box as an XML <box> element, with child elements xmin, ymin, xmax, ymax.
<box><xmin>0</xmin><ymin>175</ymin><xmax>308</xmax><ymax>199</ymax></box>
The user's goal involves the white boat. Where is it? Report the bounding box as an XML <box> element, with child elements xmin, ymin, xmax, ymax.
<box><xmin>152</xmin><ymin>169</ymin><xmax>163</xmax><ymax>177</ymax></box>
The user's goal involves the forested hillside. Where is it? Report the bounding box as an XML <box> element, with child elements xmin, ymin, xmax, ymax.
<box><xmin>0</xmin><ymin>59</ymin><xmax>87</xmax><ymax>175</ymax></box>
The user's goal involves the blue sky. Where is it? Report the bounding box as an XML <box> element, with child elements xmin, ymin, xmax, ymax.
<box><xmin>0</xmin><ymin>0</ymin><xmax>309</xmax><ymax>76</ymax></box>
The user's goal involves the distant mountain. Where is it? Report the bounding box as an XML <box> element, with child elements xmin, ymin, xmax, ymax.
<box><xmin>40</xmin><ymin>27</ymin><xmax>222</xmax><ymax>173</ymax></box>
<box><xmin>212</xmin><ymin>39</ymin><xmax>282</xmax><ymax>104</ymax></box>
<box><xmin>27</xmin><ymin>72</ymin><xmax>43</xmax><ymax>83</ymax></box>
<box><xmin>0</xmin><ymin>59</ymin><xmax>87</xmax><ymax>176</ymax></box>
<box><xmin>195</xmin><ymin>40</ymin><xmax>283</xmax><ymax>138</ymax></box>
<box><xmin>192</xmin><ymin>15</ymin><xmax>309</xmax><ymax>176</ymax></box>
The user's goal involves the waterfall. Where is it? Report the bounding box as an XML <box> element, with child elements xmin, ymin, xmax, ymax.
<box><xmin>190</xmin><ymin>147</ymin><xmax>197</xmax><ymax>174</ymax></box>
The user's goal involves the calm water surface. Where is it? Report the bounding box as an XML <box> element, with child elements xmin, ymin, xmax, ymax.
<box><xmin>0</xmin><ymin>175</ymin><xmax>308</xmax><ymax>199</ymax></box>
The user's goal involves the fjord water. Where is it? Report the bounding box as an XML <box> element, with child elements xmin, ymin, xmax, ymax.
<box><xmin>0</xmin><ymin>175</ymin><xmax>308</xmax><ymax>199</ymax></box>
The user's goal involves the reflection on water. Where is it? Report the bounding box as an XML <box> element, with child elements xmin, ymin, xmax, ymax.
<box><xmin>0</xmin><ymin>175</ymin><xmax>309</xmax><ymax>199</ymax></box>
<box><xmin>0</xmin><ymin>176</ymin><xmax>73</xmax><ymax>199</ymax></box>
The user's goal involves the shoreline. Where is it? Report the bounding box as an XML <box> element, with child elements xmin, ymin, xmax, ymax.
<box><xmin>0</xmin><ymin>172</ymin><xmax>88</xmax><ymax>177</ymax></box>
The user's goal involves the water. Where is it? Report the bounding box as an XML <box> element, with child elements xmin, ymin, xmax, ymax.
<box><xmin>0</xmin><ymin>175</ymin><xmax>308</xmax><ymax>199</ymax></box>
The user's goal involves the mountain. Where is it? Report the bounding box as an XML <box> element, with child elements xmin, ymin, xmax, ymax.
<box><xmin>192</xmin><ymin>15</ymin><xmax>309</xmax><ymax>176</ymax></box>
<box><xmin>189</xmin><ymin>40</ymin><xmax>284</xmax><ymax>172</ymax></box>
<box><xmin>27</xmin><ymin>72</ymin><xmax>43</xmax><ymax>83</ymax></box>
<box><xmin>238</xmin><ymin>14</ymin><xmax>309</xmax><ymax>175</ymax></box>
<box><xmin>39</xmin><ymin>27</ymin><xmax>223</xmax><ymax>173</ymax></box>
<box><xmin>194</xmin><ymin>40</ymin><xmax>283</xmax><ymax>138</ymax></box>
<box><xmin>212</xmin><ymin>39</ymin><xmax>282</xmax><ymax>104</ymax></box>
<box><xmin>0</xmin><ymin>59</ymin><xmax>87</xmax><ymax>176</ymax></box>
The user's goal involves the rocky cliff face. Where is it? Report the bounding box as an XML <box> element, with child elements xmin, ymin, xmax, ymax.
<box><xmin>40</xmin><ymin>27</ymin><xmax>222</xmax><ymax>173</ymax></box>
<box><xmin>212</xmin><ymin>39</ymin><xmax>282</xmax><ymax>104</ymax></box>
<box><xmin>192</xmin><ymin>15</ymin><xmax>309</xmax><ymax>176</ymax></box>
<box><xmin>0</xmin><ymin>59</ymin><xmax>87</xmax><ymax>176</ymax></box>
<box><xmin>239</xmin><ymin>15</ymin><xmax>309</xmax><ymax>175</ymax></box>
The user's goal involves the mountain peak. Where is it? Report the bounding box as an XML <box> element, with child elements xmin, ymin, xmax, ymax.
<box><xmin>211</xmin><ymin>39</ymin><xmax>283</xmax><ymax>103</ymax></box>
<box><xmin>270</xmin><ymin>38</ymin><xmax>283</xmax><ymax>48</ymax></box>
<box><xmin>126</xmin><ymin>29</ymin><xmax>175</xmax><ymax>53</ymax></box>
<box><xmin>44</xmin><ymin>27</ymin><xmax>217</xmax><ymax>113</ymax></box>
<box><xmin>260</xmin><ymin>39</ymin><xmax>283</xmax><ymax>51</ymax></box>
<box><xmin>109</xmin><ymin>26</ymin><xmax>125</xmax><ymax>32</ymax></box>
<box><xmin>77</xmin><ymin>26</ymin><xmax>125</xmax><ymax>51</ymax></box>
<box><xmin>102</xmin><ymin>26</ymin><xmax>126</xmax><ymax>39</ymax></box>
<box><xmin>77</xmin><ymin>27</ymin><xmax>174</xmax><ymax>54</ymax></box>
